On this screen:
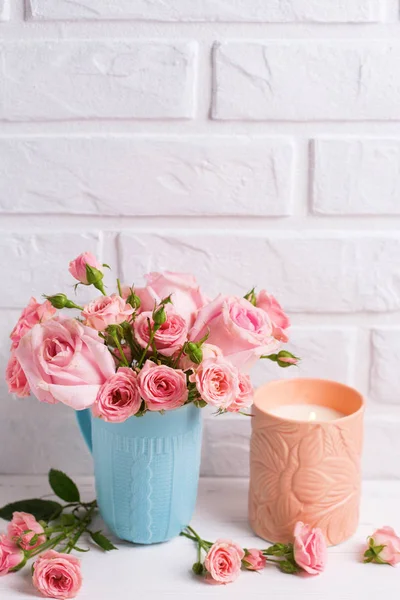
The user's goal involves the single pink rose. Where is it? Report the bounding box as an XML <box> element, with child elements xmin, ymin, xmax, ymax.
<box><xmin>180</xmin><ymin>343</ymin><xmax>222</xmax><ymax>371</ymax></box>
<box><xmin>32</xmin><ymin>550</ymin><xmax>82</xmax><ymax>599</ymax></box>
<box><xmin>5</xmin><ymin>353</ymin><xmax>30</xmax><ymax>398</ymax></box>
<box><xmin>7</xmin><ymin>512</ymin><xmax>46</xmax><ymax>551</ymax></box>
<box><xmin>368</xmin><ymin>526</ymin><xmax>400</xmax><ymax>566</ymax></box>
<box><xmin>15</xmin><ymin>318</ymin><xmax>115</xmax><ymax>409</ymax></box>
<box><xmin>82</xmin><ymin>294</ymin><xmax>134</xmax><ymax>331</ymax></box>
<box><xmin>243</xmin><ymin>548</ymin><xmax>266</xmax><ymax>571</ymax></box>
<box><xmin>293</xmin><ymin>521</ymin><xmax>327</xmax><ymax>575</ymax></box>
<box><xmin>93</xmin><ymin>367</ymin><xmax>141</xmax><ymax>423</ymax></box>
<box><xmin>0</xmin><ymin>535</ymin><xmax>24</xmax><ymax>576</ymax></box>
<box><xmin>227</xmin><ymin>373</ymin><xmax>254</xmax><ymax>413</ymax></box>
<box><xmin>68</xmin><ymin>251</ymin><xmax>102</xmax><ymax>284</ymax></box>
<box><xmin>10</xmin><ymin>297</ymin><xmax>56</xmax><ymax>349</ymax></box>
<box><xmin>194</xmin><ymin>357</ymin><xmax>240</xmax><ymax>409</ymax></box>
<box><xmin>134</xmin><ymin>271</ymin><xmax>208</xmax><ymax>325</ymax></box>
<box><xmin>134</xmin><ymin>308</ymin><xmax>187</xmax><ymax>357</ymax></box>
<box><xmin>256</xmin><ymin>290</ymin><xmax>290</xmax><ymax>343</ymax></box>
<box><xmin>138</xmin><ymin>360</ymin><xmax>188</xmax><ymax>411</ymax></box>
<box><xmin>190</xmin><ymin>295</ymin><xmax>279</xmax><ymax>372</ymax></box>
<box><xmin>204</xmin><ymin>539</ymin><xmax>245</xmax><ymax>584</ymax></box>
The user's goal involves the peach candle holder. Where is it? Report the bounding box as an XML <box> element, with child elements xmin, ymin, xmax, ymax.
<box><xmin>249</xmin><ymin>378</ymin><xmax>364</xmax><ymax>547</ymax></box>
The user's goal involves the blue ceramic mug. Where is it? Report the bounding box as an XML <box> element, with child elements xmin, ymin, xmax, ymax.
<box><xmin>76</xmin><ymin>404</ymin><xmax>202</xmax><ymax>544</ymax></box>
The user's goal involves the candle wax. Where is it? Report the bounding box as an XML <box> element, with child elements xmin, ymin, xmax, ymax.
<box><xmin>268</xmin><ymin>403</ymin><xmax>345</xmax><ymax>422</ymax></box>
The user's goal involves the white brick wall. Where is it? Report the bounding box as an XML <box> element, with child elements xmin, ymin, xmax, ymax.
<box><xmin>0</xmin><ymin>1</ymin><xmax>399</xmax><ymax>479</ymax></box>
<box><xmin>26</xmin><ymin>0</ymin><xmax>382</xmax><ymax>23</ymax></box>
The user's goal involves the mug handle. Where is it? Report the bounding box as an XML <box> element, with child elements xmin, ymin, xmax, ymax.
<box><xmin>76</xmin><ymin>409</ymin><xmax>93</xmax><ymax>453</ymax></box>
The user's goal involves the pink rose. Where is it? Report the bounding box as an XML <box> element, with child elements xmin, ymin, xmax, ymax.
<box><xmin>194</xmin><ymin>357</ymin><xmax>240</xmax><ymax>409</ymax></box>
<box><xmin>227</xmin><ymin>373</ymin><xmax>254</xmax><ymax>413</ymax></box>
<box><xmin>10</xmin><ymin>297</ymin><xmax>56</xmax><ymax>349</ymax></box>
<box><xmin>131</xmin><ymin>272</ymin><xmax>208</xmax><ymax>325</ymax></box>
<box><xmin>256</xmin><ymin>290</ymin><xmax>290</xmax><ymax>343</ymax></box>
<box><xmin>243</xmin><ymin>548</ymin><xmax>266</xmax><ymax>571</ymax></box>
<box><xmin>15</xmin><ymin>318</ymin><xmax>115</xmax><ymax>409</ymax></box>
<box><xmin>93</xmin><ymin>367</ymin><xmax>141</xmax><ymax>423</ymax></box>
<box><xmin>367</xmin><ymin>527</ymin><xmax>400</xmax><ymax>566</ymax></box>
<box><xmin>138</xmin><ymin>360</ymin><xmax>188</xmax><ymax>411</ymax></box>
<box><xmin>204</xmin><ymin>539</ymin><xmax>244</xmax><ymax>584</ymax></box>
<box><xmin>7</xmin><ymin>512</ymin><xmax>46</xmax><ymax>551</ymax></box>
<box><xmin>190</xmin><ymin>295</ymin><xmax>279</xmax><ymax>372</ymax></box>
<box><xmin>5</xmin><ymin>353</ymin><xmax>30</xmax><ymax>398</ymax></box>
<box><xmin>293</xmin><ymin>521</ymin><xmax>327</xmax><ymax>575</ymax></box>
<box><xmin>134</xmin><ymin>309</ymin><xmax>187</xmax><ymax>357</ymax></box>
<box><xmin>0</xmin><ymin>535</ymin><xmax>24</xmax><ymax>576</ymax></box>
<box><xmin>82</xmin><ymin>294</ymin><xmax>134</xmax><ymax>331</ymax></box>
<box><xmin>68</xmin><ymin>251</ymin><xmax>102</xmax><ymax>284</ymax></box>
<box><xmin>180</xmin><ymin>343</ymin><xmax>222</xmax><ymax>371</ymax></box>
<box><xmin>32</xmin><ymin>550</ymin><xmax>82</xmax><ymax>599</ymax></box>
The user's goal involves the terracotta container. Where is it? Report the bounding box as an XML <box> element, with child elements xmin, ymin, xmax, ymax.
<box><xmin>249</xmin><ymin>378</ymin><xmax>364</xmax><ymax>546</ymax></box>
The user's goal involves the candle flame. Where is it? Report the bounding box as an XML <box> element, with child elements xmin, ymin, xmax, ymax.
<box><xmin>308</xmin><ymin>411</ymin><xmax>317</xmax><ymax>422</ymax></box>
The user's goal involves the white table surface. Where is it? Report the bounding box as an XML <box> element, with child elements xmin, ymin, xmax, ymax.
<box><xmin>0</xmin><ymin>476</ymin><xmax>399</xmax><ymax>599</ymax></box>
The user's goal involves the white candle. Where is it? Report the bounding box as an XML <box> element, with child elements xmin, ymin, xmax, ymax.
<box><xmin>268</xmin><ymin>403</ymin><xmax>344</xmax><ymax>422</ymax></box>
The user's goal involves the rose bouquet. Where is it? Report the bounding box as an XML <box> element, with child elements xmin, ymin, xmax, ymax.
<box><xmin>6</xmin><ymin>252</ymin><xmax>297</xmax><ymax>420</ymax></box>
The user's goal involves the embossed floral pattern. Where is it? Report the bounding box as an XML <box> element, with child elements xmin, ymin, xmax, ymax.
<box><xmin>249</xmin><ymin>416</ymin><xmax>363</xmax><ymax>547</ymax></box>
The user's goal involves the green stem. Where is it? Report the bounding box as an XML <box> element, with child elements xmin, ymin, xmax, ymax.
<box><xmin>27</xmin><ymin>533</ymin><xmax>66</xmax><ymax>559</ymax></box>
<box><xmin>265</xmin><ymin>558</ymin><xmax>284</xmax><ymax>564</ymax></box>
<box><xmin>174</xmin><ymin>343</ymin><xmax>186</xmax><ymax>369</ymax></box>
<box><xmin>197</xmin><ymin>543</ymin><xmax>202</xmax><ymax>566</ymax></box>
<box><xmin>117</xmin><ymin>278</ymin><xmax>123</xmax><ymax>297</ymax></box>
<box><xmin>112</xmin><ymin>334</ymin><xmax>129</xmax><ymax>367</ymax></box>
<box><xmin>137</xmin><ymin>331</ymin><xmax>155</xmax><ymax>368</ymax></box>
<box><xmin>62</xmin><ymin>502</ymin><xmax>97</xmax><ymax>554</ymax></box>
<box><xmin>185</xmin><ymin>527</ymin><xmax>213</xmax><ymax>550</ymax></box>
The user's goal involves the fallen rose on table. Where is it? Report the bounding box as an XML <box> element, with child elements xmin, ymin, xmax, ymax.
<box><xmin>180</xmin><ymin>522</ymin><xmax>327</xmax><ymax>583</ymax></box>
<box><xmin>0</xmin><ymin>468</ymin><xmax>116</xmax><ymax>599</ymax></box>
<box><xmin>363</xmin><ymin>527</ymin><xmax>400</xmax><ymax>566</ymax></box>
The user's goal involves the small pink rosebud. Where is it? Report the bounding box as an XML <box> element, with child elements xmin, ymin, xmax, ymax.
<box><xmin>69</xmin><ymin>252</ymin><xmax>103</xmax><ymax>286</ymax></box>
<box><xmin>242</xmin><ymin>548</ymin><xmax>266</xmax><ymax>571</ymax></box>
<box><xmin>364</xmin><ymin>526</ymin><xmax>400</xmax><ymax>566</ymax></box>
<box><xmin>279</xmin><ymin>356</ymin><xmax>298</xmax><ymax>365</ymax></box>
<box><xmin>7</xmin><ymin>512</ymin><xmax>46</xmax><ymax>551</ymax></box>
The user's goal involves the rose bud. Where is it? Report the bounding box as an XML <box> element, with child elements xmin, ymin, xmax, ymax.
<box><xmin>185</xmin><ymin>342</ymin><xmax>203</xmax><ymax>365</ymax></box>
<box><xmin>69</xmin><ymin>252</ymin><xmax>106</xmax><ymax>294</ymax></box>
<box><xmin>276</xmin><ymin>350</ymin><xmax>299</xmax><ymax>368</ymax></box>
<box><xmin>44</xmin><ymin>294</ymin><xmax>83</xmax><ymax>310</ymax></box>
<box><xmin>242</xmin><ymin>548</ymin><xmax>266</xmax><ymax>571</ymax></box>
<box><xmin>364</xmin><ymin>527</ymin><xmax>400</xmax><ymax>566</ymax></box>
<box><xmin>8</xmin><ymin>512</ymin><xmax>46</xmax><ymax>551</ymax></box>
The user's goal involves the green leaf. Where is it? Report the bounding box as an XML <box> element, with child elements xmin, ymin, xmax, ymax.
<box><xmin>60</xmin><ymin>513</ymin><xmax>77</xmax><ymax>527</ymax></box>
<box><xmin>90</xmin><ymin>531</ymin><xmax>117</xmax><ymax>551</ymax></box>
<box><xmin>49</xmin><ymin>469</ymin><xmax>80</xmax><ymax>503</ymax></box>
<box><xmin>279</xmin><ymin>560</ymin><xmax>298</xmax><ymax>575</ymax></box>
<box><xmin>0</xmin><ymin>499</ymin><xmax>62</xmax><ymax>522</ymax></box>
